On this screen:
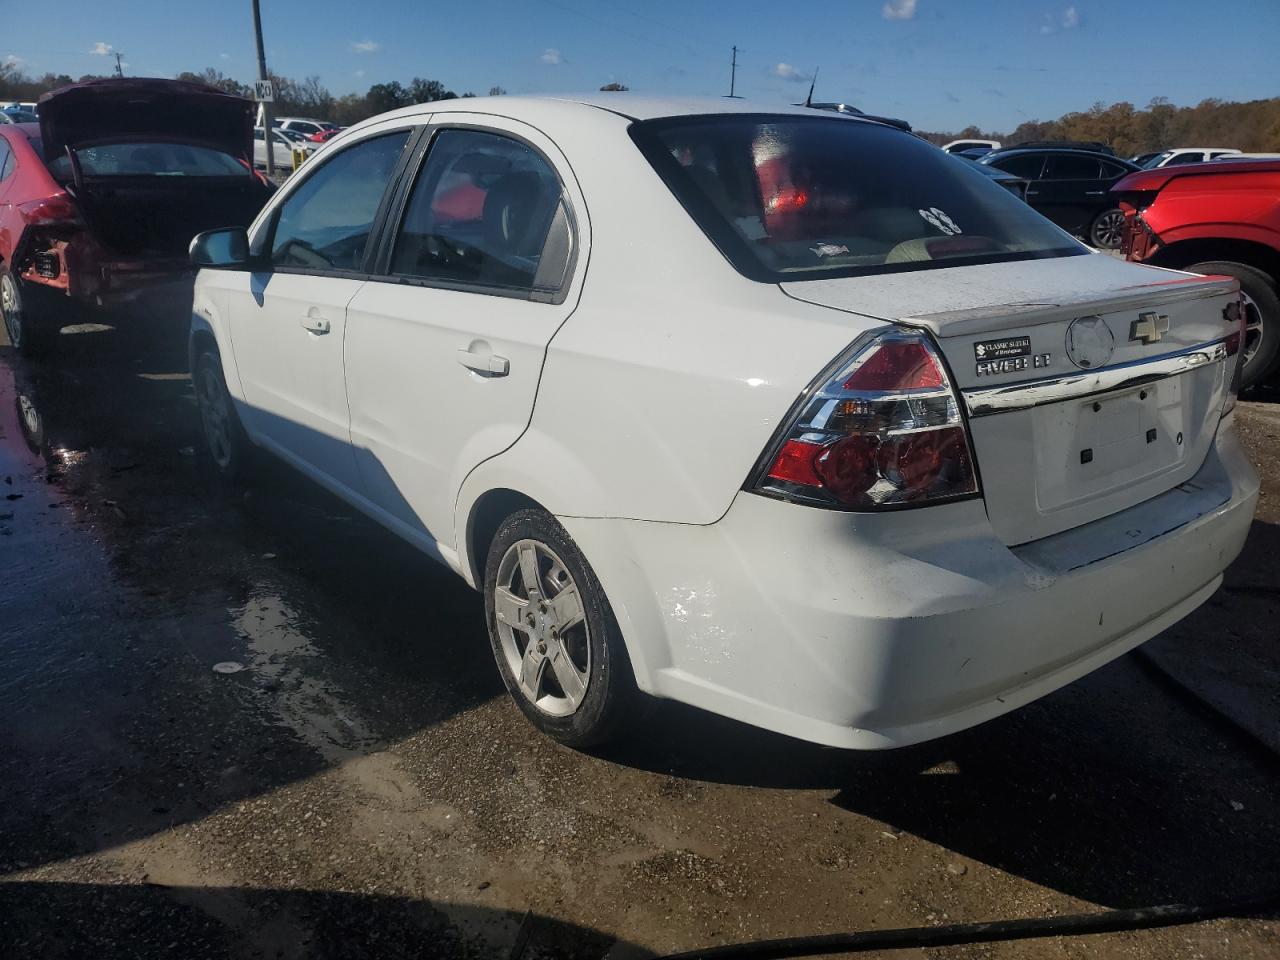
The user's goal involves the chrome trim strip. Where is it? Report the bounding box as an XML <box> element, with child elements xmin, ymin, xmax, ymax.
<box><xmin>962</xmin><ymin>339</ymin><xmax>1229</xmax><ymax>418</ymax></box>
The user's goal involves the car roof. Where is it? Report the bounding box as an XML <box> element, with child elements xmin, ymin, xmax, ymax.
<box><xmin>983</xmin><ymin>147</ymin><xmax>1133</xmax><ymax>164</ymax></box>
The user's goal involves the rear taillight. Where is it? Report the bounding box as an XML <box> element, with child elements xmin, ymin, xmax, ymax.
<box><xmin>1222</xmin><ymin>293</ymin><xmax>1247</xmax><ymax>416</ymax></box>
<box><xmin>18</xmin><ymin>194</ymin><xmax>81</xmax><ymax>228</ymax></box>
<box><xmin>750</xmin><ymin>331</ymin><xmax>980</xmax><ymax>510</ymax></box>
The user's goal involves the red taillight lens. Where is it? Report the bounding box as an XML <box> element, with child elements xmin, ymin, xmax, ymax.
<box><xmin>843</xmin><ymin>339</ymin><xmax>944</xmax><ymax>391</ymax></box>
<box><xmin>755</xmin><ymin>331</ymin><xmax>980</xmax><ymax>510</ymax></box>
<box><xmin>18</xmin><ymin>194</ymin><xmax>81</xmax><ymax>227</ymax></box>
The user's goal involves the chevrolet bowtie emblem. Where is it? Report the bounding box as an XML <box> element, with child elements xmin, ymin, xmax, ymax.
<box><xmin>1131</xmin><ymin>311</ymin><xmax>1170</xmax><ymax>345</ymax></box>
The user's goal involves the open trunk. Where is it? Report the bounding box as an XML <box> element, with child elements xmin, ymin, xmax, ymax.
<box><xmin>71</xmin><ymin>176</ymin><xmax>268</xmax><ymax>257</ymax></box>
<box><xmin>782</xmin><ymin>254</ymin><xmax>1240</xmax><ymax>545</ymax></box>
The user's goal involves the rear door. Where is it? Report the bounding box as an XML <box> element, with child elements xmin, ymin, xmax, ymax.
<box><xmin>1036</xmin><ymin>153</ymin><xmax>1105</xmax><ymax>234</ymax></box>
<box><xmin>344</xmin><ymin>116</ymin><xmax>586</xmax><ymax>555</ymax></box>
<box><xmin>224</xmin><ymin>126</ymin><xmax>415</xmax><ymax>495</ymax></box>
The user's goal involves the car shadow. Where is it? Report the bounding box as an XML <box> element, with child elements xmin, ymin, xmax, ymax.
<box><xmin>0</xmin><ymin>881</ymin><xmax>626</xmax><ymax>959</ymax></box>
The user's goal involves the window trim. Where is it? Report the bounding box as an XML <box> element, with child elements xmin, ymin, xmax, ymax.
<box><xmin>366</xmin><ymin>121</ymin><xmax>579</xmax><ymax>305</ymax></box>
<box><xmin>0</xmin><ymin>138</ymin><xmax>13</xmax><ymax>182</ymax></box>
<box><xmin>257</xmin><ymin>126</ymin><xmax>424</xmax><ymax>280</ymax></box>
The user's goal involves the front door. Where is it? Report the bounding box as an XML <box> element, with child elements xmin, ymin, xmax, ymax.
<box><xmin>344</xmin><ymin>118</ymin><xmax>585</xmax><ymax>556</ymax></box>
<box><xmin>224</xmin><ymin>129</ymin><xmax>413</xmax><ymax>495</ymax></box>
<box><xmin>1036</xmin><ymin>153</ymin><xmax>1107</xmax><ymax>236</ymax></box>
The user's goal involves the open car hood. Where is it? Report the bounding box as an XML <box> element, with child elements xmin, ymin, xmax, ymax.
<box><xmin>38</xmin><ymin>78</ymin><xmax>254</xmax><ymax>163</ymax></box>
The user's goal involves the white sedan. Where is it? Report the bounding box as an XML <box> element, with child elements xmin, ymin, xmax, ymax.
<box><xmin>188</xmin><ymin>95</ymin><xmax>1259</xmax><ymax>749</ymax></box>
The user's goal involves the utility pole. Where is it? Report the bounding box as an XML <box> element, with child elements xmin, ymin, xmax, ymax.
<box><xmin>113</xmin><ymin>52</ymin><xmax>124</xmax><ymax>78</ymax></box>
<box><xmin>251</xmin><ymin>0</ymin><xmax>274</xmax><ymax>177</ymax></box>
<box><xmin>727</xmin><ymin>45</ymin><xmax>741</xmax><ymax>98</ymax></box>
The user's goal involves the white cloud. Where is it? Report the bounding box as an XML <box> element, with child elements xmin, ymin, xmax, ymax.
<box><xmin>219</xmin><ymin>52</ymin><xmax>231</xmax><ymax>60</ymax></box>
<box><xmin>3</xmin><ymin>54</ymin><xmax>25</xmax><ymax>67</ymax></box>
<box><xmin>1041</xmin><ymin>6</ymin><xmax>1081</xmax><ymax>34</ymax></box>
<box><xmin>89</xmin><ymin>41</ymin><xmax>113</xmax><ymax>56</ymax></box>
<box><xmin>772</xmin><ymin>62</ymin><xmax>807</xmax><ymax>83</ymax></box>
<box><xmin>882</xmin><ymin>0</ymin><xmax>917</xmax><ymax>20</ymax></box>
<box><xmin>540</xmin><ymin>48</ymin><xmax>563</xmax><ymax>65</ymax></box>
<box><xmin>350</xmin><ymin>39</ymin><xmax>380</xmax><ymax>54</ymax></box>
<box><xmin>354</xmin><ymin>69</ymin><xmax>365</xmax><ymax>78</ymax></box>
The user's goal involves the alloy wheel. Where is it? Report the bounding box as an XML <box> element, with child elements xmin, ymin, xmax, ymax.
<box><xmin>196</xmin><ymin>364</ymin><xmax>234</xmax><ymax>470</ymax></box>
<box><xmin>1</xmin><ymin>274</ymin><xmax>21</xmax><ymax>349</ymax></box>
<box><xmin>1240</xmin><ymin>288</ymin><xmax>1264</xmax><ymax>370</ymax></box>
<box><xmin>493</xmin><ymin>539</ymin><xmax>591</xmax><ymax>717</ymax></box>
<box><xmin>1092</xmin><ymin>210</ymin><xmax>1125</xmax><ymax>249</ymax></box>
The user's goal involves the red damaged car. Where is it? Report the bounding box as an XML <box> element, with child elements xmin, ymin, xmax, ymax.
<box><xmin>1114</xmin><ymin>158</ymin><xmax>1280</xmax><ymax>388</ymax></box>
<box><xmin>0</xmin><ymin>78</ymin><xmax>273</xmax><ymax>356</ymax></box>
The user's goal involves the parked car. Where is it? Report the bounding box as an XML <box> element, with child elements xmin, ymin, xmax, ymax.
<box><xmin>1212</xmin><ymin>153</ymin><xmax>1280</xmax><ymax>161</ymax></box>
<box><xmin>275</xmin><ymin>117</ymin><xmax>339</xmax><ymax>140</ymax></box>
<box><xmin>942</xmin><ymin>138</ymin><xmax>1001</xmax><ymax>154</ymax></box>
<box><xmin>0</xmin><ymin>78</ymin><xmax>274</xmax><ymax>356</ymax></box>
<box><xmin>0</xmin><ymin>110</ymin><xmax>38</xmax><ymax>124</ymax></box>
<box><xmin>1141</xmin><ymin>148</ymin><xmax>1240</xmax><ymax>168</ymax></box>
<box><xmin>253</xmin><ymin>126</ymin><xmax>313</xmax><ymax>169</ymax></box>
<box><xmin>1114</xmin><ymin>157</ymin><xmax>1280</xmax><ymax>387</ymax></box>
<box><xmin>1129</xmin><ymin>151</ymin><xmax>1161</xmax><ymax>167</ymax></box>
<box><xmin>187</xmin><ymin>95</ymin><xmax>1256</xmax><ymax>750</ymax></box>
<box><xmin>953</xmin><ymin>146</ymin><xmax>995</xmax><ymax>160</ymax></box>
<box><xmin>980</xmin><ymin>148</ymin><xmax>1139</xmax><ymax>248</ymax></box>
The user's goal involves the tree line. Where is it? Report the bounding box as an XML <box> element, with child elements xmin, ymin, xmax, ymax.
<box><xmin>923</xmin><ymin>96</ymin><xmax>1280</xmax><ymax>155</ymax></box>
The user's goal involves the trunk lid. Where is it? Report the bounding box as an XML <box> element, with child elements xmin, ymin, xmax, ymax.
<box><xmin>38</xmin><ymin>78</ymin><xmax>254</xmax><ymax>164</ymax></box>
<box><xmin>782</xmin><ymin>254</ymin><xmax>1239</xmax><ymax>544</ymax></box>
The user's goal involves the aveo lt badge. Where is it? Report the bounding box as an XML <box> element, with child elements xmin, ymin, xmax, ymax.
<box><xmin>974</xmin><ymin>335</ymin><xmax>1051</xmax><ymax>377</ymax></box>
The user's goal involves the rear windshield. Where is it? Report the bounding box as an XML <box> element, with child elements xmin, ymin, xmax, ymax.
<box><xmin>631</xmin><ymin>115</ymin><xmax>1083</xmax><ymax>282</ymax></box>
<box><xmin>48</xmin><ymin>142</ymin><xmax>246</xmax><ymax>178</ymax></box>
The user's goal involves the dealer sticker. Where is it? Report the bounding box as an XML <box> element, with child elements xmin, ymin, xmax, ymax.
<box><xmin>974</xmin><ymin>336</ymin><xmax>1032</xmax><ymax>361</ymax></box>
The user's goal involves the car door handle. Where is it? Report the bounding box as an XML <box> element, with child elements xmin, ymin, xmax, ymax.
<box><xmin>1085</xmin><ymin>190</ymin><xmax>1107</xmax><ymax>196</ymax></box>
<box><xmin>299</xmin><ymin>316</ymin><xmax>331</xmax><ymax>335</ymax></box>
<box><xmin>456</xmin><ymin>347</ymin><xmax>510</xmax><ymax>376</ymax></box>
<box><xmin>1024</xmin><ymin>189</ymin><xmax>1040</xmax><ymax>196</ymax></box>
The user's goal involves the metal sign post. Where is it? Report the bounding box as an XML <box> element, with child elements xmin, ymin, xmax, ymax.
<box><xmin>251</xmin><ymin>0</ymin><xmax>274</xmax><ymax>177</ymax></box>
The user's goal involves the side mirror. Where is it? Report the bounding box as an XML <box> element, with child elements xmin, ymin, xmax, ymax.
<box><xmin>190</xmin><ymin>228</ymin><xmax>250</xmax><ymax>269</ymax></box>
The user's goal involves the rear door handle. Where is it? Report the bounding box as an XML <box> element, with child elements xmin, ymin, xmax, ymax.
<box><xmin>1025</xmin><ymin>189</ymin><xmax>1040</xmax><ymax>196</ymax></box>
<box><xmin>1085</xmin><ymin>190</ymin><xmax>1107</xmax><ymax>196</ymax></box>
<box><xmin>300</xmin><ymin>316</ymin><xmax>331</xmax><ymax>335</ymax></box>
<box><xmin>456</xmin><ymin>347</ymin><xmax>510</xmax><ymax>376</ymax></box>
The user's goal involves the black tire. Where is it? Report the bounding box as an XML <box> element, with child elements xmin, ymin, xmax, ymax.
<box><xmin>193</xmin><ymin>346</ymin><xmax>251</xmax><ymax>482</ymax></box>
<box><xmin>0</xmin><ymin>268</ymin><xmax>60</xmax><ymax>358</ymax></box>
<box><xmin>484</xmin><ymin>508</ymin><xmax>637</xmax><ymax>747</ymax></box>
<box><xmin>1187</xmin><ymin>261</ymin><xmax>1280</xmax><ymax>390</ymax></box>
<box><xmin>1089</xmin><ymin>207</ymin><xmax>1125</xmax><ymax>249</ymax></box>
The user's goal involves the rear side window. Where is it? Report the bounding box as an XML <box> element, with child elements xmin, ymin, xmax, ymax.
<box><xmin>1043</xmin><ymin>154</ymin><xmax>1102</xmax><ymax>179</ymax></box>
<box><xmin>632</xmin><ymin>115</ymin><xmax>1081</xmax><ymax>282</ymax></box>
<box><xmin>390</xmin><ymin>129</ymin><xmax>567</xmax><ymax>293</ymax></box>
<box><xmin>1098</xmin><ymin>159</ymin><xmax>1131</xmax><ymax>178</ymax></box>
<box><xmin>0</xmin><ymin>140</ymin><xmax>12</xmax><ymax>181</ymax></box>
<box><xmin>271</xmin><ymin>131</ymin><xmax>410</xmax><ymax>271</ymax></box>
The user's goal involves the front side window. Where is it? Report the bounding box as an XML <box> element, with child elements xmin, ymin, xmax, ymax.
<box><xmin>48</xmin><ymin>142</ymin><xmax>246</xmax><ymax>178</ymax></box>
<box><xmin>633</xmin><ymin>116</ymin><xmax>1081</xmax><ymax>282</ymax></box>
<box><xmin>270</xmin><ymin>131</ymin><xmax>410</xmax><ymax>271</ymax></box>
<box><xmin>390</xmin><ymin>129</ymin><xmax>565</xmax><ymax>292</ymax></box>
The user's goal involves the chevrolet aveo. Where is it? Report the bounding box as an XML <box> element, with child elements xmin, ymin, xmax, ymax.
<box><xmin>188</xmin><ymin>95</ymin><xmax>1259</xmax><ymax>749</ymax></box>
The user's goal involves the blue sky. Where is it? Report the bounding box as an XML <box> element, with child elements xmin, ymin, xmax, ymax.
<box><xmin>4</xmin><ymin>0</ymin><xmax>1278</xmax><ymax>132</ymax></box>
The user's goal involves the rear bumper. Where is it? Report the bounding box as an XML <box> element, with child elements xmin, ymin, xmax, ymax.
<box><xmin>561</xmin><ymin>415</ymin><xmax>1259</xmax><ymax>749</ymax></box>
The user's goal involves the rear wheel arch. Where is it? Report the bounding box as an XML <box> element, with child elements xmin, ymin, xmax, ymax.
<box><xmin>465</xmin><ymin>488</ymin><xmax>545</xmax><ymax>588</ymax></box>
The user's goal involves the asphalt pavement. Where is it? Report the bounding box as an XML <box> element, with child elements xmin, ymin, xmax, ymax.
<box><xmin>1</xmin><ymin>322</ymin><xmax>1278</xmax><ymax>959</ymax></box>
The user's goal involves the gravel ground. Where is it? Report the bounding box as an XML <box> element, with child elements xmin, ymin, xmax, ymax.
<box><xmin>1</xmin><ymin>323</ymin><xmax>1277</xmax><ymax>959</ymax></box>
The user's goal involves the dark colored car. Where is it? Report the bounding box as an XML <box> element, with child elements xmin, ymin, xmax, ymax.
<box><xmin>979</xmin><ymin>149</ymin><xmax>1139</xmax><ymax>248</ymax></box>
<box><xmin>0</xmin><ymin>78</ymin><xmax>274</xmax><ymax>357</ymax></box>
<box><xmin>1114</xmin><ymin>157</ymin><xmax>1280</xmax><ymax>388</ymax></box>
